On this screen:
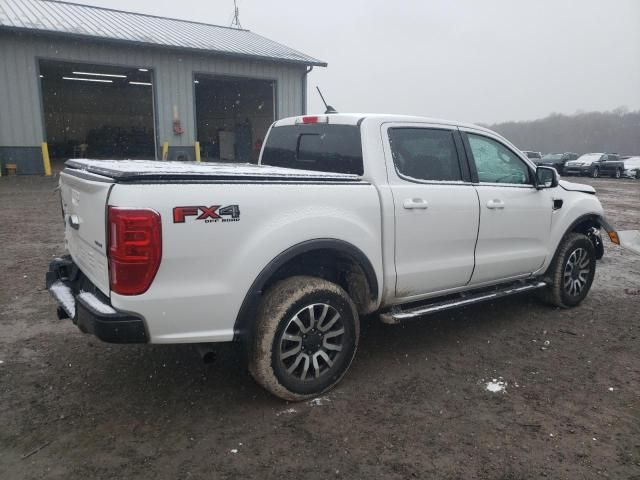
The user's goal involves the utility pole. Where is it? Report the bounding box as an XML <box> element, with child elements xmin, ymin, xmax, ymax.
<box><xmin>230</xmin><ymin>0</ymin><xmax>242</xmax><ymax>29</ymax></box>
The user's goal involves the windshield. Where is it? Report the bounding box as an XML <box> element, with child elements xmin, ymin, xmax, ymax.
<box><xmin>576</xmin><ymin>153</ymin><xmax>602</xmax><ymax>163</ymax></box>
<box><xmin>542</xmin><ymin>154</ymin><xmax>562</xmax><ymax>161</ymax></box>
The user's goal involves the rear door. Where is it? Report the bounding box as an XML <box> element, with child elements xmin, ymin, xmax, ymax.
<box><xmin>382</xmin><ymin>123</ymin><xmax>480</xmax><ymax>297</ymax></box>
<box><xmin>460</xmin><ymin>129</ymin><xmax>553</xmax><ymax>284</ymax></box>
<box><xmin>59</xmin><ymin>170</ymin><xmax>113</xmax><ymax>294</ymax></box>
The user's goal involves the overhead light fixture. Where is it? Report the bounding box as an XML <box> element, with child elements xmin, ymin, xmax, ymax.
<box><xmin>39</xmin><ymin>74</ymin><xmax>44</xmax><ymax>78</ymax></box>
<box><xmin>72</xmin><ymin>71</ymin><xmax>127</xmax><ymax>78</ymax></box>
<box><xmin>129</xmin><ymin>81</ymin><xmax>152</xmax><ymax>86</ymax></box>
<box><xmin>194</xmin><ymin>80</ymin><xmax>199</xmax><ymax>84</ymax></box>
<box><xmin>138</xmin><ymin>68</ymin><xmax>149</xmax><ymax>72</ymax></box>
<box><xmin>62</xmin><ymin>76</ymin><xmax>113</xmax><ymax>83</ymax></box>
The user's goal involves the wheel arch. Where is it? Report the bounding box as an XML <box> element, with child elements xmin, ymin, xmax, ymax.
<box><xmin>233</xmin><ymin>239</ymin><xmax>379</xmax><ymax>342</ymax></box>
<box><xmin>547</xmin><ymin>213</ymin><xmax>608</xmax><ymax>272</ymax></box>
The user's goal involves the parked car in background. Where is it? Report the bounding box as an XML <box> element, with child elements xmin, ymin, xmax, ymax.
<box><xmin>536</xmin><ymin>152</ymin><xmax>579</xmax><ymax>174</ymax></box>
<box><xmin>622</xmin><ymin>156</ymin><xmax>640</xmax><ymax>179</ymax></box>
<box><xmin>598</xmin><ymin>155</ymin><xmax>626</xmax><ymax>178</ymax></box>
<box><xmin>522</xmin><ymin>151</ymin><xmax>542</xmax><ymax>162</ymax></box>
<box><xmin>564</xmin><ymin>153</ymin><xmax>622</xmax><ymax>178</ymax></box>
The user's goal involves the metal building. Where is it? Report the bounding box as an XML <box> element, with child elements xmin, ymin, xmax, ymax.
<box><xmin>0</xmin><ymin>0</ymin><xmax>326</xmax><ymax>174</ymax></box>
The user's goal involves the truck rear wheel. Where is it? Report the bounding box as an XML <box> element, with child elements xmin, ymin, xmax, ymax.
<box><xmin>249</xmin><ymin>276</ymin><xmax>359</xmax><ymax>401</ymax></box>
<box><xmin>539</xmin><ymin>233</ymin><xmax>596</xmax><ymax>308</ymax></box>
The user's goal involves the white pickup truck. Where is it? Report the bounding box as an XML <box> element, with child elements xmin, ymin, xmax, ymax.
<box><xmin>47</xmin><ymin>113</ymin><xmax>624</xmax><ymax>400</ymax></box>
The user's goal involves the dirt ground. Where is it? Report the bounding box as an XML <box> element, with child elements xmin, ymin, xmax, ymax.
<box><xmin>0</xmin><ymin>174</ymin><xmax>638</xmax><ymax>479</ymax></box>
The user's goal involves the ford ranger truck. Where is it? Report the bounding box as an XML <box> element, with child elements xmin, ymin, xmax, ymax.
<box><xmin>47</xmin><ymin>113</ymin><xmax>625</xmax><ymax>401</ymax></box>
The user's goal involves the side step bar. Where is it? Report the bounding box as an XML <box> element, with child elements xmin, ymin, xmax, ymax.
<box><xmin>380</xmin><ymin>280</ymin><xmax>547</xmax><ymax>324</ymax></box>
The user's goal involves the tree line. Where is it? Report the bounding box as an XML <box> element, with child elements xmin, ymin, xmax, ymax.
<box><xmin>485</xmin><ymin>108</ymin><xmax>640</xmax><ymax>156</ymax></box>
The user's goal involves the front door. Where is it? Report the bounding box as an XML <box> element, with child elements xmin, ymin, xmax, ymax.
<box><xmin>461</xmin><ymin>130</ymin><xmax>553</xmax><ymax>284</ymax></box>
<box><xmin>383</xmin><ymin>124</ymin><xmax>480</xmax><ymax>298</ymax></box>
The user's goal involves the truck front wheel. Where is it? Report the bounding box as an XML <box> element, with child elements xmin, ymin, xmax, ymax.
<box><xmin>539</xmin><ymin>233</ymin><xmax>596</xmax><ymax>308</ymax></box>
<box><xmin>249</xmin><ymin>276</ymin><xmax>359</xmax><ymax>401</ymax></box>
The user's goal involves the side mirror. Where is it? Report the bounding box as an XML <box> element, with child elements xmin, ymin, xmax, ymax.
<box><xmin>535</xmin><ymin>166</ymin><xmax>559</xmax><ymax>189</ymax></box>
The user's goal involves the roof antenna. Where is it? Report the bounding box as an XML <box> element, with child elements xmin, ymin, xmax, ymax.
<box><xmin>230</xmin><ymin>0</ymin><xmax>242</xmax><ymax>29</ymax></box>
<box><xmin>316</xmin><ymin>86</ymin><xmax>338</xmax><ymax>114</ymax></box>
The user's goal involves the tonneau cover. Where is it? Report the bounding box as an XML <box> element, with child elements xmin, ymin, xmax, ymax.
<box><xmin>65</xmin><ymin>159</ymin><xmax>363</xmax><ymax>183</ymax></box>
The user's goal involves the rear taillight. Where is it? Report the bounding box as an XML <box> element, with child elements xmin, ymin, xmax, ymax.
<box><xmin>107</xmin><ymin>207</ymin><xmax>162</xmax><ymax>295</ymax></box>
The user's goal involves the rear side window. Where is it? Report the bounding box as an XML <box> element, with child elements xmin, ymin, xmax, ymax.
<box><xmin>388</xmin><ymin>128</ymin><xmax>462</xmax><ymax>182</ymax></box>
<box><xmin>261</xmin><ymin>124</ymin><xmax>363</xmax><ymax>175</ymax></box>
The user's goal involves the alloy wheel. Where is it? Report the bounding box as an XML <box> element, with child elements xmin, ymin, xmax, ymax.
<box><xmin>563</xmin><ymin>247</ymin><xmax>591</xmax><ymax>297</ymax></box>
<box><xmin>278</xmin><ymin>303</ymin><xmax>345</xmax><ymax>381</ymax></box>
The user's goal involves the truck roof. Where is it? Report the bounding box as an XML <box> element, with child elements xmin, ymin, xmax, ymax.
<box><xmin>274</xmin><ymin>113</ymin><xmax>495</xmax><ymax>134</ymax></box>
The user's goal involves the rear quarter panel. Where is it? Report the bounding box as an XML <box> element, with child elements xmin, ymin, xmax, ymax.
<box><xmin>107</xmin><ymin>182</ymin><xmax>383</xmax><ymax>343</ymax></box>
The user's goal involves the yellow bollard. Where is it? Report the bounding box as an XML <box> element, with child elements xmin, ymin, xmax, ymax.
<box><xmin>195</xmin><ymin>141</ymin><xmax>201</xmax><ymax>162</ymax></box>
<box><xmin>41</xmin><ymin>142</ymin><xmax>52</xmax><ymax>176</ymax></box>
<box><xmin>161</xmin><ymin>142</ymin><xmax>169</xmax><ymax>161</ymax></box>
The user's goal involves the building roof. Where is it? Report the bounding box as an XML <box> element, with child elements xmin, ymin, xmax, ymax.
<box><xmin>0</xmin><ymin>0</ymin><xmax>326</xmax><ymax>66</ymax></box>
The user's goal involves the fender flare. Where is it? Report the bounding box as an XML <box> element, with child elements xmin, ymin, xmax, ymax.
<box><xmin>564</xmin><ymin>213</ymin><xmax>607</xmax><ymax>233</ymax></box>
<box><xmin>233</xmin><ymin>238</ymin><xmax>379</xmax><ymax>342</ymax></box>
<box><xmin>548</xmin><ymin>213</ymin><xmax>609</xmax><ymax>270</ymax></box>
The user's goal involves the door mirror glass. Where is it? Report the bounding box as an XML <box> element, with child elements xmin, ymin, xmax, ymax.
<box><xmin>535</xmin><ymin>166</ymin><xmax>559</xmax><ymax>189</ymax></box>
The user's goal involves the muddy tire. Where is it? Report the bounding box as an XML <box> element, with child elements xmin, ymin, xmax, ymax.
<box><xmin>615</xmin><ymin>168</ymin><xmax>621</xmax><ymax>179</ymax></box>
<box><xmin>591</xmin><ymin>167</ymin><xmax>599</xmax><ymax>178</ymax></box>
<box><xmin>248</xmin><ymin>276</ymin><xmax>359</xmax><ymax>401</ymax></box>
<box><xmin>539</xmin><ymin>233</ymin><xmax>596</xmax><ymax>308</ymax></box>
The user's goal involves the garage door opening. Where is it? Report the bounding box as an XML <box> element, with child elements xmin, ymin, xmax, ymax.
<box><xmin>195</xmin><ymin>75</ymin><xmax>275</xmax><ymax>163</ymax></box>
<box><xmin>39</xmin><ymin>60</ymin><xmax>156</xmax><ymax>161</ymax></box>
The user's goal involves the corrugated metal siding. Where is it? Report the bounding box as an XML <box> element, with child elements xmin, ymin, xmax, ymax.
<box><xmin>0</xmin><ymin>31</ymin><xmax>306</xmax><ymax>148</ymax></box>
<box><xmin>0</xmin><ymin>0</ymin><xmax>325</xmax><ymax>66</ymax></box>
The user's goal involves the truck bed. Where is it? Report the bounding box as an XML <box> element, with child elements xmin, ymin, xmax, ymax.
<box><xmin>65</xmin><ymin>159</ymin><xmax>364</xmax><ymax>183</ymax></box>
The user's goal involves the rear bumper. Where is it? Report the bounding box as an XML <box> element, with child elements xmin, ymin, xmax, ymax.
<box><xmin>46</xmin><ymin>256</ymin><xmax>147</xmax><ymax>343</ymax></box>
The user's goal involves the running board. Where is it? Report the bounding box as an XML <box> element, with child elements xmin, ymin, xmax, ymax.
<box><xmin>380</xmin><ymin>281</ymin><xmax>547</xmax><ymax>324</ymax></box>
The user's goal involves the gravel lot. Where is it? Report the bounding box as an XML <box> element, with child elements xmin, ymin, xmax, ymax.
<box><xmin>0</xmin><ymin>174</ymin><xmax>638</xmax><ymax>479</ymax></box>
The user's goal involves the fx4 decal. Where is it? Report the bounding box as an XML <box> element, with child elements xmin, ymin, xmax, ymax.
<box><xmin>173</xmin><ymin>205</ymin><xmax>240</xmax><ymax>224</ymax></box>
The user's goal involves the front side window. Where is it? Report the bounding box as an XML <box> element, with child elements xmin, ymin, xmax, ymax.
<box><xmin>388</xmin><ymin>128</ymin><xmax>462</xmax><ymax>182</ymax></box>
<box><xmin>467</xmin><ymin>134</ymin><xmax>531</xmax><ymax>184</ymax></box>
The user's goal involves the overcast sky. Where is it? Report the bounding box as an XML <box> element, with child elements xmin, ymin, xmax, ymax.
<box><xmin>80</xmin><ymin>0</ymin><xmax>640</xmax><ymax>124</ymax></box>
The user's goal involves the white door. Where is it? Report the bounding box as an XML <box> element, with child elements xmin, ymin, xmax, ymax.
<box><xmin>383</xmin><ymin>124</ymin><xmax>480</xmax><ymax>298</ymax></box>
<box><xmin>462</xmin><ymin>131</ymin><xmax>553</xmax><ymax>284</ymax></box>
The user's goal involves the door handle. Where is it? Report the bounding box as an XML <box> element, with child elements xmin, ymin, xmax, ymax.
<box><xmin>486</xmin><ymin>199</ymin><xmax>505</xmax><ymax>209</ymax></box>
<box><xmin>403</xmin><ymin>198</ymin><xmax>429</xmax><ymax>210</ymax></box>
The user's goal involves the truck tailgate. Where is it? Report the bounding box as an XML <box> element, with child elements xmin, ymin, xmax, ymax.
<box><xmin>59</xmin><ymin>170</ymin><xmax>113</xmax><ymax>295</ymax></box>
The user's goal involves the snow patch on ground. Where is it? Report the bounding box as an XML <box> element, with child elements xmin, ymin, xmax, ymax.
<box><xmin>276</xmin><ymin>408</ymin><xmax>297</xmax><ymax>416</ymax></box>
<box><xmin>308</xmin><ymin>397</ymin><xmax>331</xmax><ymax>406</ymax></box>
<box><xmin>485</xmin><ymin>379</ymin><xmax>507</xmax><ymax>393</ymax></box>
